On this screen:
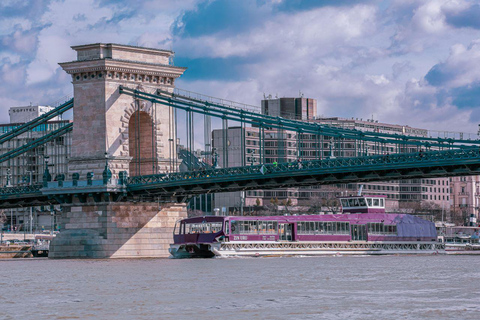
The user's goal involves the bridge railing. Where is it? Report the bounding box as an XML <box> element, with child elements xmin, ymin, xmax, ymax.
<box><xmin>0</xmin><ymin>184</ymin><xmax>43</xmax><ymax>196</ymax></box>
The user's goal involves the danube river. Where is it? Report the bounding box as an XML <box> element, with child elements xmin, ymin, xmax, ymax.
<box><xmin>1</xmin><ymin>255</ymin><xmax>480</xmax><ymax>319</ymax></box>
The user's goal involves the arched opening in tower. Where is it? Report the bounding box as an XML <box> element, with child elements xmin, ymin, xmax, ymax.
<box><xmin>128</xmin><ymin>111</ymin><xmax>156</xmax><ymax>176</ymax></box>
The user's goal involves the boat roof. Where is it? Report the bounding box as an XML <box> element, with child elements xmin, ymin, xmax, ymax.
<box><xmin>339</xmin><ymin>195</ymin><xmax>387</xmax><ymax>198</ymax></box>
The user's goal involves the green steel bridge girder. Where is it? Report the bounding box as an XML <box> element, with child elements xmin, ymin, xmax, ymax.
<box><xmin>0</xmin><ymin>98</ymin><xmax>73</xmax><ymax>145</ymax></box>
<box><xmin>118</xmin><ymin>86</ymin><xmax>480</xmax><ymax>149</ymax></box>
<box><xmin>0</xmin><ymin>183</ymin><xmax>126</xmax><ymax>209</ymax></box>
<box><xmin>0</xmin><ymin>123</ymin><xmax>73</xmax><ymax>164</ymax></box>
<box><xmin>0</xmin><ymin>184</ymin><xmax>51</xmax><ymax>208</ymax></box>
<box><xmin>2</xmin><ymin>144</ymin><xmax>480</xmax><ymax>208</ymax></box>
<box><xmin>126</xmin><ymin>149</ymin><xmax>480</xmax><ymax>200</ymax></box>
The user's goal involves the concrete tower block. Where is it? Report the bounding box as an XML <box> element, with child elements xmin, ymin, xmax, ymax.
<box><xmin>59</xmin><ymin>43</ymin><xmax>186</xmax><ymax>177</ymax></box>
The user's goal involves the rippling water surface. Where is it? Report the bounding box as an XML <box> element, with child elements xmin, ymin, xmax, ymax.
<box><xmin>1</xmin><ymin>256</ymin><xmax>480</xmax><ymax>319</ymax></box>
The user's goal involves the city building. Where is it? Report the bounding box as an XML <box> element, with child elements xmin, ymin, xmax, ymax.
<box><xmin>1</xmin><ymin>105</ymin><xmax>71</xmax><ymax>232</ymax></box>
<box><xmin>9</xmin><ymin>105</ymin><xmax>59</xmax><ymax>124</ymax></box>
<box><xmin>212</xmin><ymin>97</ymin><xmax>451</xmax><ymax>217</ymax></box>
<box><xmin>262</xmin><ymin>95</ymin><xmax>317</xmax><ymax>120</ymax></box>
<box><xmin>450</xmin><ymin>176</ymin><xmax>480</xmax><ymax>225</ymax></box>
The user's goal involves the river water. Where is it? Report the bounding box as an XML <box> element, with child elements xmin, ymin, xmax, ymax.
<box><xmin>1</xmin><ymin>255</ymin><xmax>479</xmax><ymax>320</ymax></box>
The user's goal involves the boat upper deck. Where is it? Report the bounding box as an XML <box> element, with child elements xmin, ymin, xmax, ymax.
<box><xmin>339</xmin><ymin>195</ymin><xmax>386</xmax><ymax>214</ymax></box>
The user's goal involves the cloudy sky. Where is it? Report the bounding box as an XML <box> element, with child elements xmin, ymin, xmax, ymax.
<box><xmin>1</xmin><ymin>0</ymin><xmax>480</xmax><ymax>134</ymax></box>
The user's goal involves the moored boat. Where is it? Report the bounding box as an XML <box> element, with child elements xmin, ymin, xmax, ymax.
<box><xmin>169</xmin><ymin>195</ymin><xmax>443</xmax><ymax>258</ymax></box>
<box><xmin>440</xmin><ymin>226</ymin><xmax>480</xmax><ymax>255</ymax></box>
<box><xmin>31</xmin><ymin>234</ymin><xmax>54</xmax><ymax>258</ymax></box>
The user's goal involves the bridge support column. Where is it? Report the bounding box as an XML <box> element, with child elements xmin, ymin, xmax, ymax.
<box><xmin>49</xmin><ymin>202</ymin><xmax>187</xmax><ymax>259</ymax></box>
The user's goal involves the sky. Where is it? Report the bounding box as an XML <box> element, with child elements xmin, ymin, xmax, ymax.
<box><xmin>1</xmin><ymin>0</ymin><xmax>480</xmax><ymax>134</ymax></box>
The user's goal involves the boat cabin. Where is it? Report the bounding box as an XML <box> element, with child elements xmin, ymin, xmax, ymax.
<box><xmin>339</xmin><ymin>195</ymin><xmax>386</xmax><ymax>214</ymax></box>
<box><xmin>173</xmin><ymin>211</ymin><xmax>437</xmax><ymax>246</ymax></box>
<box><xmin>441</xmin><ymin>226</ymin><xmax>480</xmax><ymax>244</ymax></box>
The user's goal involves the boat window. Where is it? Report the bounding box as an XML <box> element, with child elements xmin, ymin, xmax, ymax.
<box><xmin>358</xmin><ymin>198</ymin><xmax>367</xmax><ymax>206</ymax></box>
<box><xmin>341</xmin><ymin>199</ymin><xmax>349</xmax><ymax>207</ymax></box>
<box><xmin>367</xmin><ymin>223</ymin><xmax>397</xmax><ymax>235</ymax></box>
<box><xmin>366</xmin><ymin>198</ymin><xmax>372</xmax><ymax>206</ymax></box>
<box><xmin>185</xmin><ymin>221</ymin><xmax>223</xmax><ymax>234</ymax></box>
<box><xmin>230</xmin><ymin>220</ymin><xmax>277</xmax><ymax>235</ymax></box>
<box><xmin>380</xmin><ymin>199</ymin><xmax>384</xmax><ymax>207</ymax></box>
<box><xmin>231</xmin><ymin>220</ymin><xmax>239</xmax><ymax>234</ymax></box>
<box><xmin>211</xmin><ymin>222</ymin><xmax>222</xmax><ymax>233</ymax></box>
<box><xmin>373</xmin><ymin>199</ymin><xmax>380</xmax><ymax>207</ymax></box>
<box><xmin>258</xmin><ymin>221</ymin><xmax>275</xmax><ymax>234</ymax></box>
<box><xmin>297</xmin><ymin>221</ymin><xmax>350</xmax><ymax>235</ymax></box>
<box><xmin>225</xmin><ymin>221</ymin><xmax>230</xmax><ymax>234</ymax></box>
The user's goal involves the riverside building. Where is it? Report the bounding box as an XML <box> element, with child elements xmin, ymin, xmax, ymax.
<box><xmin>450</xmin><ymin>176</ymin><xmax>480</xmax><ymax>225</ymax></box>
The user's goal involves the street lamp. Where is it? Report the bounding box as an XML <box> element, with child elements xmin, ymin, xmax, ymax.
<box><xmin>50</xmin><ymin>207</ymin><xmax>55</xmax><ymax>236</ymax></box>
<box><xmin>212</xmin><ymin>148</ymin><xmax>219</xmax><ymax>168</ymax></box>
<box><xmin>5</xmin><ymin>168</ymin><xmax>11</xmax><ymax>187</ymax></box>
<box><xmin>25</xmin><ymin>171</ymin><xmax>34</xmax><ymax>235</ymax></box>
<box><xmin>43</xmin><ymin>156</ymin><xmax>51</xmax><ymax>186</ymax></box>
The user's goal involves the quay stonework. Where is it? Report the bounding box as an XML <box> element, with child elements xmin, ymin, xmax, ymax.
<box><xmin>49</xmin><ymin>43</ymin><xmax>188</xmax><ymax>258</ymax></box>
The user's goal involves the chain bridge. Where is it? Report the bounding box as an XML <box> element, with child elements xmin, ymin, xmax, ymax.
<box><xmin>1</xmin><ymin>43</ymin><xmax>479</xmax><ymax>258</ymax></box>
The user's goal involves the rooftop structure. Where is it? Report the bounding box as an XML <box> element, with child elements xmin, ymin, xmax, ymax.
<box><xmin>9</xmin><ymin>105</ymin><xmax>58</xmax><ymax>124</ymax></box>
<box><xmin>262</xmin><ymin>96</ymin><xmax>317</xmax><ymax>120</ymax></box>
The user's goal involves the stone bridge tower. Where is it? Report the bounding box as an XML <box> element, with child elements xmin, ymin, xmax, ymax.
<box><xmin>60</xmin><ymin>43</ymin><xmax>186</xmax><ymax>177</ymax></box>
<box><xmin>49</xmin><ymin>44</ymin><xmax>187</xmax><ymax>259</ymax></box>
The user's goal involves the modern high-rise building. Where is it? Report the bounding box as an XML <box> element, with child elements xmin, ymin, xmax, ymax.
<box><xmin>262</xmin><ymin>96</ymin><xmax>317</xmax><ymax>120</ymax></box>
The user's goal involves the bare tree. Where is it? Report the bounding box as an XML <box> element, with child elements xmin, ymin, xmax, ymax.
<box><xmin>254</xmin><ymin>198</ymin><xmax>280</xmax><ymax>216</ymax></box>
<box><xmin>305</xmin><ymin>195</ymin><xmax>323</xmax><ymax>214</ymax></box>
<box><xmin>399</xmin><ymin>201</ymin><xmax>444</xmax><ymax>222</ymax></box>
<box><xmin>0</xmin><ymin>210</ymin><xmax>6</xmax><ymax>225</ymax></box>
<box><xmin>321</xmin><ymin>197</ymin><xmax>341</xmax><ymax>214</ymax></box>
<box><xmin>451</xmin><ymin>208</ymin><xmax>470</xmax><ymax>226</ymax></box>
<box><xmin>281</xmin><ymin>198</ymin><xmax>292</xmax><ymax>214</ymax></box>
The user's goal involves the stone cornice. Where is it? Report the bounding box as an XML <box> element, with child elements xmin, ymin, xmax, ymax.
<box><xmin>60</xmin><ymin>58</ymin><xmax>185</xmax><ymax>73</ymax></box>
<box><xmin>60</xmin><ymin>58</ymin><xmax>186</xmax><ymax>79</ymax></box>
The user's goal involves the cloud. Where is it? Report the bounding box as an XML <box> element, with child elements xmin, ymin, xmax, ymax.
<box><xmin>421</xmin><ymin>39</ymin><xmax>480</xmax><ymax>123</ymax></box>
<box><xmin>445</xmin><ymin>3</ymin><xmax>480</xmax><ymax>30</ymax></box>
<box><xmin>0</xmin><ymin>24</ymin><xmax>42</xmax><ymax>57</ymax></box>
<box><xmin>0</xmin><ymin>0</ymin><xmax>51</xmax><ymax>20</ymax></box>
<box><xmin>386</xmin><ymin>0</ymin><xmax>476</xmax><ymax>54</ymax></box>
<box><xmin>174</xmin><ymin>3</ymin><xmax>378</xmax><ymax>60</ymax></box>
<box><xmin>171</xmin><ymin>0</ymin><xmax>480</xmax><ymax>134</ymax></box>
<box><xmin>425</xmin><ymin>40</ymin><xmax>480</xmax><ymax>89</ymax></box>
<box><xmin>172</xmin><ymin>0</ymin><xmax>271</xmax><ymax>38</ymax></box>
<box><xmin>1</xmin><ymin>0</ymin><xmax>480</xmax><ymax>137</ymax></box>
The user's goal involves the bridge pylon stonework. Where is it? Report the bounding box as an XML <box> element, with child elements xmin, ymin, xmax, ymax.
<box><xmin>49</xmin><ymin>202</ymin><xmax>186</xmax><ymax>259</ymax></box>
<box><xmin>59</xmin><ymin>43</ymin><xmax>186</xmax><ymax>177</ymax></box>
<box><xmin>49</xmin><ymin>43</ymin><xmax>188</xmax><ymax>258</ymax></box>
